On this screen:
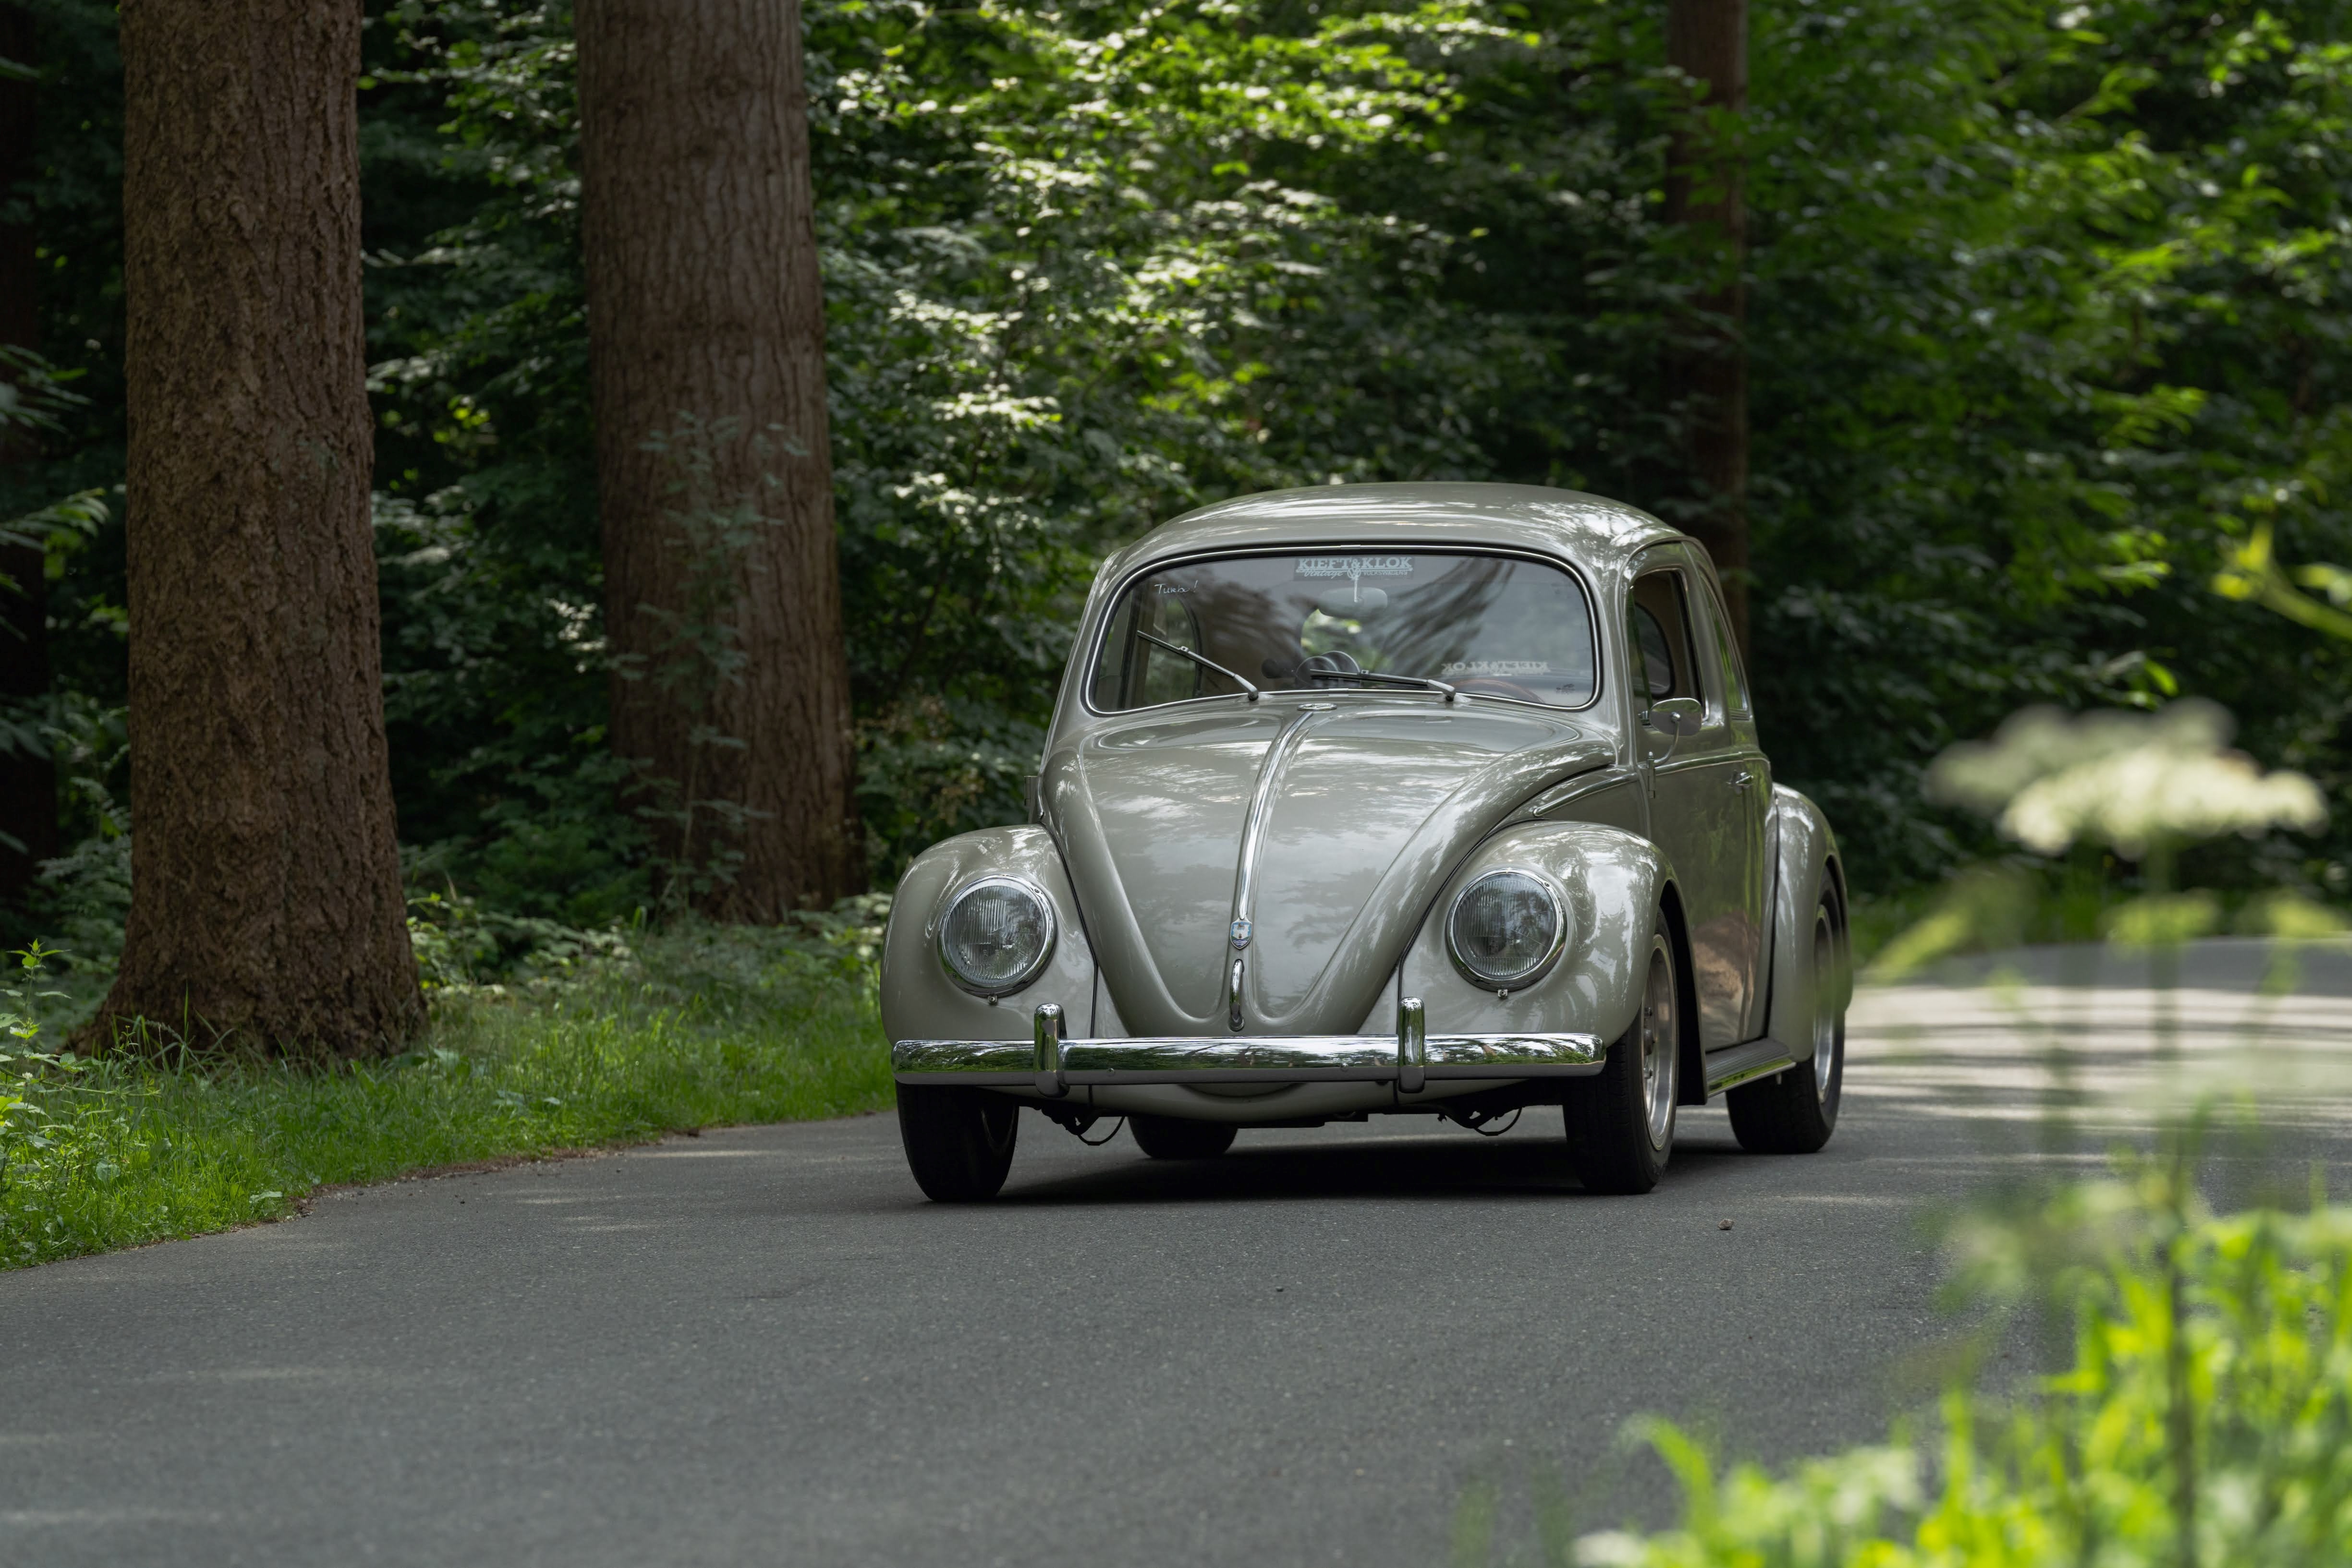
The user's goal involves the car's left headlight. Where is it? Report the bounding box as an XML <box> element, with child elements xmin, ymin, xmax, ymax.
<box><xmin>1447</xmin><ymin>868</ymin><xmax>1570</xmax><ymax>993</ymax></box>
<box><xmin>937</xmin><ymin>876</ymin><xmax>1058</xmax><ymax>997</ymax></box>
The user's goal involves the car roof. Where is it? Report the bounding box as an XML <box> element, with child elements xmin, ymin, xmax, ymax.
<box><xmin>1104</xmin><ymin>482</ymin><xmax>1687</xmax><ymax>581</ymax></box>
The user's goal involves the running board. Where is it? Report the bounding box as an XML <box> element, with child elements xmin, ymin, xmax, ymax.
<box><xmin>1703</xmin><ymin>1038</ymin><xmax>1796</xmax><ymax>1097</ymax></box>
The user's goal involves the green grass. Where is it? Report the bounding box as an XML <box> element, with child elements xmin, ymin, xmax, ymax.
<box><xmin>0</xmin><ymin>924</ymin><xmax>892</xmax><ymax>1269</ymax></box>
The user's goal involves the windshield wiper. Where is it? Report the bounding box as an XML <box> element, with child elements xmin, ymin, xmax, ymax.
<box><xmin>1140</xmin><ymin>631</ymin><xmax>1261</xmax><ymax>702</ymax></box>
<box><xmin>1336</xmin><ymin>669</ymin><xmax>1459</xmax><ymax>703</ymax></box>
<box><xmin>1294</xmin><ymin>657</ymin><xmax>1458</xmax><ymax>704</ymax></box>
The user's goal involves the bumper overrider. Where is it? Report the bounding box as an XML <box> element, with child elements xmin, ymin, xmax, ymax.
<box><xmin>892</xmin><ymin>998</ymin><xmax>1606</xmax><ymax>1098</ymax></box>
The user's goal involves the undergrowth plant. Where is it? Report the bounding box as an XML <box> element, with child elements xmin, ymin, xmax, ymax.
<box><xmin>1537</xmin><ymin>1180</ymin><xmax>2352</xmax><ymax>1568</ymax></box>
<box><xmin>0</xmin><ymin>918</ymin><xmax>892</xmax><ymax>1270</ymax></box>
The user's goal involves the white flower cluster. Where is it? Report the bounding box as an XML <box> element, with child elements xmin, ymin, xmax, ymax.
<box><xmin>1927</xmin><ymin>700</ymin><xmax>2325</xmax><ymax>857</ymax></box>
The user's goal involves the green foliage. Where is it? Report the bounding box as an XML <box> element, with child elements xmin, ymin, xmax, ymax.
<box><xmin>9</xmin><ymin>0</ymin><xmax>2352</xmax><ymax>916</ymax></box>
<box><xmin>1516</xmin><ymin>1184</ymin><xmax>2352</xmax><ymax>1568</ymax></box>
<box><xmin>0</xmin><ymin>927</ymin><xmax>891</xmax><ymax>1269</ymax></box>
<box><xmin>1741</xmin><ymin>0</ymin><xmax>2352</xmax><ymax>884</ymax></box>
<box><xmin>0</xmin><ymin>346</ymin><xmax>112</xmax><ymax>856</ymax></box>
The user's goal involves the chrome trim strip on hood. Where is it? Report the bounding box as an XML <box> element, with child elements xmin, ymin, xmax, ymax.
<box><xmin>1224</xmin><ymin>701</ymin><xmax>1334</xmax><ymax>1032</ymax></box>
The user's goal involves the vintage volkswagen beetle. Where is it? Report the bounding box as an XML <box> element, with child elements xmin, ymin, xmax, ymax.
<box><xmin>882</xmin><ymin>482</ymin><xmax>1849</xmax><ymax>1200</ymax></box>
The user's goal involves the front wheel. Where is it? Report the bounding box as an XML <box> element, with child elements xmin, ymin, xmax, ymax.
<box><xmin>1129</xmin><ymin>1114</ymin><xmax>1237</xmax><ymax>1160</ymax></box>
<box><xmin>1564</xmin><ymin>916</ymin><xmax>1680</xmax><ymax>1194</ymax></box>
<box><xmin>897</xmin><ymin>1085</ymin><xmax>1019</xmax><ymax>1201</ymax></box>
<box><xmin>1728</xmin><ymin>891</ymin><xmax>1845</xmax><ymax>1154</ymax></box>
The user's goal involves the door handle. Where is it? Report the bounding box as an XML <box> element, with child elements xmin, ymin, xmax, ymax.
<box><xmin>1731</xmin><ymin>770</ymin><xmax>1755</xmax><ymax>792</ymax></box>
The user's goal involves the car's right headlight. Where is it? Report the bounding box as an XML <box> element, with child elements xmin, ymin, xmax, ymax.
<box><xmin>937</xmin><ymin>876</ymin><xmax>1057</xmax><ymax>997</ymax></box>
<box><xmin>1446</xmin><ymin>868</ymin><xmax>1569</xmax><ymax>993</ymax></box>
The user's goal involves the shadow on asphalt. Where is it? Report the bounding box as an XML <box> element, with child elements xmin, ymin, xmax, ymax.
<box><xmin>992</xmin><ymin>1125</ymin><xmax>1761</xmax><ymax>1206</ymax></box>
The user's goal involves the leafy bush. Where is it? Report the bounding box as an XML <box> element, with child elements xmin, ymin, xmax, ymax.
<box><xmin>1540</xmin><ymin>1177</ymin><xmax>2352</xmax><ymax>1568</ymax></box>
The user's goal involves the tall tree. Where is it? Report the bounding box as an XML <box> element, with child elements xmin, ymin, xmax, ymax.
<box><xmin>1664</xmin><ymin>0</ymin><xmax>1750</xmax><ymax>649</ymax></box>
<box><xmin>93</xmin><ymin>0</ymin><xmax>419</xmax><ymax>1056</ymax></box>
<box><xmin>0</xmin><ymin>5</ymin><xmax>52</xmax><ymax>919</ymax></box>
<box><xmin>575</xmin><ymin>0</ymin><xmax>861</xmax><ymax>920</ymax></box>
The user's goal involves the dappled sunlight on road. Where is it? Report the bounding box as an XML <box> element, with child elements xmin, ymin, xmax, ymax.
<box><xmin>1852</xmin><ymin>938</ymin><xmax>2352</xmax><ymax>1134</ymax></box>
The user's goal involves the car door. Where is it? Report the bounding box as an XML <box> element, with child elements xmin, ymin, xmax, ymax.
<box><xmin>1687</xmin><ymin>562</ymin><xmax>1770</xmax><ymax>1042</ymax></box>
<box><xmin>1626</xmin><ymin>551</ymin><xmax>1756</xmax><ymax>1049</ymax></box>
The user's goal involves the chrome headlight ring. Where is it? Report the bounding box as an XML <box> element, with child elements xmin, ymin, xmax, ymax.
<box><xmin>1445</xmin><ymin>868</ymin><xmax>1571</xmax><ymax>993</ymax></box>
<box><xmin>935</xmin><ymin>875</ymin><xmax>1058</xmax><ymax>998</ymax></box>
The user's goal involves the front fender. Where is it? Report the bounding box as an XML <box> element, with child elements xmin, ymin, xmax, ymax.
<box><xmin>879</xmin><ymin>826</ymin><xmax>1096</xmax><ymax>1047</ymax></box>
<box><xmin>1399</xmin><ymin>822</ymin><xmax>1671</xmax><ymax>1049</ymax></box>
<box><xmin>1761</xmin><ymin>785</ymin><xmax>1844</xmax><ymax>1057</ymax></box>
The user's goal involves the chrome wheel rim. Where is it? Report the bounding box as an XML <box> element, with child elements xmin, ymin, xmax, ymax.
<box><xmin>1640</xmin><ymin>936</ymin><xmax>1676</xmax><ymax>1151</ymax></box>
<box><xmin>1810</xmin><ymin>914</ymin><xmax>1837</xmax><ymax>1101</ymax></box>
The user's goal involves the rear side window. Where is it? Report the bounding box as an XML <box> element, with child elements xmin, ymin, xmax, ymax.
<box><xmin>1697</xmin><ymin>579</ymin><xmax>1750</xmax><ymax>716</ymax></box>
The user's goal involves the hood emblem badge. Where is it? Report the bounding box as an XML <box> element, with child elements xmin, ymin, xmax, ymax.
<box><xmin>1230</xmin><ymin>918</ymin><xmax>1252</xmax><ymax>950</ymax></box>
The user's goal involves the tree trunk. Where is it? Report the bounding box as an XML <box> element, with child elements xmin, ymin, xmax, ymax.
<box><xmin>576</xmin><ymin>0</ymin><xmax>861</xmax><ymax>922</ymax></box>
<box><xmin>1663</xmin><ymin>0</ymin><xmax>1750</xmax><ymax>651</ymax></box>
<box><xmin>0</xmin><ymin>3</ymin><xmax>55</xmax><ymax>920</ymax></box>
<box><xmin>93</xmin><ymin>0</ymin><xmax>420</xmax><ymax>1058</ymax></box>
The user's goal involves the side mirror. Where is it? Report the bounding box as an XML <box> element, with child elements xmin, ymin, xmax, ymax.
<box><xmin>1642</xmin><ymin>697</ymin><xmax>1704</xmax><ymax>738</ymax></box>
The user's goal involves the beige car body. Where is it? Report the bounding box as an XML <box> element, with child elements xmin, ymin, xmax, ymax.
<box><xmin>882</xmin><ymin>482</ymin><xmax>1846</xmax><ymax>1126</ymax></box>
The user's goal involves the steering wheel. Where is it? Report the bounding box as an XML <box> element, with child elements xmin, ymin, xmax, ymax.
<box><xmin>1298</xmin><ymin>651</ymin><xmax>1365</xmax><ymax>686</ymax></box>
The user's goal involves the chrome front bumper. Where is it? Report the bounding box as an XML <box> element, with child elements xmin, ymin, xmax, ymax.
<box><xmin>892</xmin><ymin>999</ymin><xmax>1606</xmax><ymax>1097</ymax></box>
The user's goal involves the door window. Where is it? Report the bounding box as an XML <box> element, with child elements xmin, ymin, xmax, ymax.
<box><xmin>1628</xmin><ymin>570</ymin><xmax>1702</xmax><ymax>705</ymax></box>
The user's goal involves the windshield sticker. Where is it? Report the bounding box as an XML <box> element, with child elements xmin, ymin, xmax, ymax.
<box><xmin>1442</xmin><ymin>659</ymin><xmax>1553</xmax><ymax>676</ymax></box>
<box><xmin>1294</xmin><ymin>555</ymin><xmax>1415</xmax><ymax>580</ymax></box>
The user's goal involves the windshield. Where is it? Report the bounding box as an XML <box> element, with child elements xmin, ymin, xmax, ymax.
<box><xmin>1089</xmin><ymin>550</ymin><xmax>1597</xmax><ymax>712</ymax></box>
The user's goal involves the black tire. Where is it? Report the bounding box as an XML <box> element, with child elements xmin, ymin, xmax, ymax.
<box><xmin>1728</xmin><ymin>891</ymin><xmax>1845</xmax><ymax>1154</ymax></box>
<box><xmin>896</xmin><ymin>1085</ymin><xmax>1019</xmax><ymax>1201</ymax></box>
<box><xmin>1564</xmin><ymin>914</ymin><xmax>1680</xmax><ymax>1194</ymax></box>
<box><xmin>1128</xmin><ymin>1114</ymin><xmax>1238</xmax><ymax>1160</ymax></box>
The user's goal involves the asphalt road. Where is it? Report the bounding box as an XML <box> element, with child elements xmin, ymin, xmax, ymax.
<box><xmin>7</xmin><ymin>940</ymin><xmax>2352</xmax><ymax>1568</ymax></box>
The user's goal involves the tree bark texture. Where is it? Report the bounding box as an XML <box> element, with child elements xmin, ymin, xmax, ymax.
<box><xmin>96</xmin><ymin>0</ymin><xmax>420</xmax><ymax>1057</ymax></box>
<box><xmin>0</xmin><ymin>3</ymin><xmax>55</xmax><ymax>918</ymax></box>
<box><xmin>1664</xmin><ymin>0</ymin><xmax>1750</xmax><ymax>651</ymax></box>
<box><xmin>577</xmin><ymin>0</ymin><xmax>862</xmax><ymax>921</ymax></box>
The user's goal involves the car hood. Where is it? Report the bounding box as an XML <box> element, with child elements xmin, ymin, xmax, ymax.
<box><xmin>1043</xmin><ymin>700</ymin><xmax>1611</xmax><ymax>1037</ymax></box>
